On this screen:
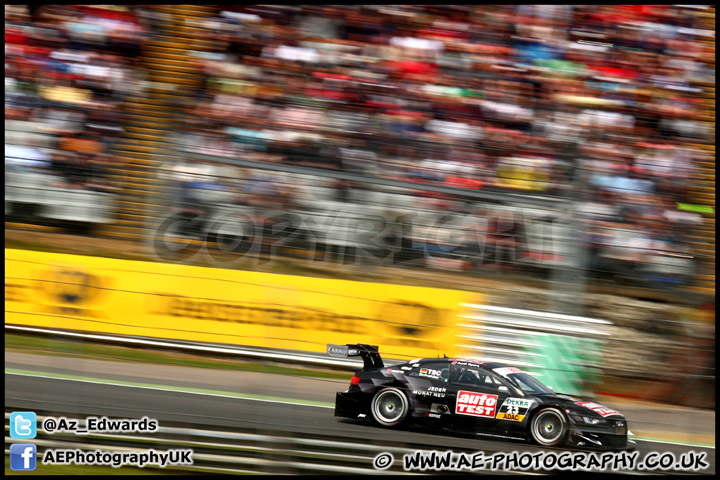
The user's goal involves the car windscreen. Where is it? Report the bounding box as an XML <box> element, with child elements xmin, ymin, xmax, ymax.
<box><xmin>502</xmin><ymin>372</ymin><xmax>554</xmax><ymax>395</ymax></box>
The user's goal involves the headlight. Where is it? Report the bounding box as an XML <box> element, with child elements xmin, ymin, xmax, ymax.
<box><xmin>583</xmin><ymin>416</ymin><xmax>606</xmax><ymax>425</ymax></box>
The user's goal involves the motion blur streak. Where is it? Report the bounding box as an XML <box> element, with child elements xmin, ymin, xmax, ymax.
<box><xmin>3</xmin><ymin>5</ymin><xmax>715</xmax><ymax>474</ymax></box>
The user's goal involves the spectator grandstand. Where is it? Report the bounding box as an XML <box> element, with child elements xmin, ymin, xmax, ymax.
<box><xmin>5</xmin><ymin>5</ymin><xmax>715</xmax><ymax>297</ymax></box>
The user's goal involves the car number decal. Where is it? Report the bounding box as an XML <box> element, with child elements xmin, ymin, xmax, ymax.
<box><xmin>496</xmin><ymin>397</ymin><xmax>533</xmax><ymax>421</ymax></box>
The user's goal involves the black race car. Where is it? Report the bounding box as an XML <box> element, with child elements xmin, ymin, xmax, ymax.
<box><xmin>328</xmin><ymin>344</ymin><xmax>636</xmax><ymax>451</ymax></box>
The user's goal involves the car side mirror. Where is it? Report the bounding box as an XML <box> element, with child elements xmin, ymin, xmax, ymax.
<box><xmin>498</xmin><ymin>386</ymin><xmax>508</xmax><ymax>392</ymax></box>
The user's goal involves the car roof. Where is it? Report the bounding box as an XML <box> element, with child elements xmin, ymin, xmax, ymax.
<box><xmin>409</xmin><ymin>358</ymin><xmax>515</xmax><ymax>371</ymax></box>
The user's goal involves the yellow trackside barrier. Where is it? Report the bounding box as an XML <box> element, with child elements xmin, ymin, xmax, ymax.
<box><xmin>5</xmin><ymin>249</ymin><xmax>478</xmax><ymax>360</ymax></box>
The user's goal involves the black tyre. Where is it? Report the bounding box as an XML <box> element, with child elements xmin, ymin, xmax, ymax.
<box><xmin>370</xmin><ymin>387</ymin><xmax>410</xmax><ymax>427</ymax></box>
<box><xmin>530</xmin><ymin>408</ymin><xmax>567</xmax><ymax>447</ymax></box>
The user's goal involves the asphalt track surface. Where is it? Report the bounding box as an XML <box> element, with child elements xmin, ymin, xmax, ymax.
<box><xmin>5</xmin><ymin>353</ymin><xmax>715</xmax><ymax>475</ymax></box>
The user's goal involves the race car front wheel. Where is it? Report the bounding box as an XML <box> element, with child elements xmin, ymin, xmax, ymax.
<box><xmin>371</xmin><ymin>387</ymin><xmax>409</xmax><ymax>427</ymax></box>
<box><xmin>530</xmin><ymin>408</ymin><xmax>567</xmax><ymax>446</ymax></box>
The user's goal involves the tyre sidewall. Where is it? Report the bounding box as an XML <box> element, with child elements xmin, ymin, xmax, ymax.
<box><xmin>371</xmin><ymin>387</ymin><xmax>410</xmax><ymax>427</ymax></box>
<box><xmin>530</xmin><ymin>407</ymin><xmax>567</xmax><ymax>447</ymax></box>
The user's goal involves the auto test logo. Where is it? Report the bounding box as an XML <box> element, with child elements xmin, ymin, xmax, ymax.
<box><xmin>456</xmin><ymin>391</ymin><xmax>498</xmax><ymax>418</ymax></box>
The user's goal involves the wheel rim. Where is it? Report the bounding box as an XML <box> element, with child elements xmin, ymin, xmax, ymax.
<box><xmin>374</xmin><ymin>390</ymin><xmax>405</xmax><ymax>423</ymax></box>
<box><xmin>533</xmin><ymin>410</ymin><xmax>564</xmax><ymax>444</ymax></box>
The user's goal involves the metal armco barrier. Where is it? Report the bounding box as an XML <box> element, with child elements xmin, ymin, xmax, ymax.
<box><xmin>456</xmin><ymin>303</ymin><xmax>613</xmax><ymax>396</ymax></box>
<box><xmin>4</xmin><ymin>325</ymin><xmax>388</xmax><ymax>370</ymax></box>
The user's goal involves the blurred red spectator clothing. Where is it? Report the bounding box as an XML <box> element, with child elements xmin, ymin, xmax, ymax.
<box><xmin>307</xmin><ymin>72</ymin><xmax>357</xmax><ymax>101</ymax></box>
<box><xmin>589</xmin><ymin>9</ymin><xmax>625</xmax><ymax>26</ymax></box>
<box><xmin>418</xmin><ymin>28</ymin><xmax>468</xmax><ymax>40</ymax></box>
<box><xmin>365</xmin><ymin>99</ymin><xmax>397</xmax><ymax>110</ymax></box>
<box><xmin>445</xmin><ymin>176</ymin><xmax>483</xmax><ymax>190</ymax></box>
<box><xmin>588</xmin><ymin>65</ymin><xmax>640</xmax><ymax>79</ymax></box>
<box><xmin>406</xmin><ymin>177</ymin><xmax>450</xmax><ymax>199</ymax></box>
<box><xmin>525</xmin><ymin>251</ymin><xmax>561</xmax><ymax>261</ymax></box>
<box><xmin>604</xmin><ymin>6</ymin><xmax>637</xmax><ymax>24</ymax></box>
<box><xmin>6</xmin><ymin>28</ymin><xmax>29</xmax><ymax>46</ymax></box>
<box><xmin>48</xmin><ymin>72</ymin><xmax>78</xmax><ymax>80</ymax></box>
<box><xmin>640</xmin><ymin>4</ymin><xmax>672</xmax><ymax>20</ymax></box>
<box><xmin>671</xmin><ymin>96</ymin><xmax>702</xmax><ymax>106</ymax></box>
<box><xmin>614</xmin><ymin>5</ymin><xmax>645</xmax><ymax>22</ymax></box>
<box><xmin>387</xmin><ymin>59</ymin><xmax>439</xmax><ymax>79</ymax></box>
<box><xmin>610</xmin><ymin>163</ymin><xmax>632</xmax><ymax>175</ymax></box>
<box><xmin>312</xmin><ymin>72</ymin><xmax>351</xmax><ymax>81</ymax></box>
<box><xmin>76</xmin><ymin>5</ymin><xmax>137</xmax><ymax>23</ymax></box>
<box><xmin>306</xmin><ymin>87</ymin><xmax>346</xmax><ymax>100</ymax></box>
<box><xmin>24</xmin><ymin>46</ymin><xmax>52</xmax><ymax>57</ymax></box>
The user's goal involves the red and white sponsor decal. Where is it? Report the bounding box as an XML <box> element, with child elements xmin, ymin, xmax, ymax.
<box><xmin>456</xmin><ymin>391</ymin><xmax>498</xmax><ymax>418</ymax></box>
<box><xmin>575</xmin><ymin>401</ymin><xmax>622</xmax><ymax>417</ymax></box>
<box><xmin>493</xmin><ymin>367</ymin><xmax>523</xmax><ymax>377</ymax></box>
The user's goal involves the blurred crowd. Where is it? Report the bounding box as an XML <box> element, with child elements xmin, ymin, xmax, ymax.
<box><xmin>5</xmin><ymin>5</ymin><xmax>715</xmax><ymax>288</ymax></box>
<box><xmin>171</xmin><ymin>5</ymin><xmax>713</xmax><ymax>285</ymax></box>
<box><xmin>5</xmin><ymin>5</ymin><xmax>148</xmax><ymax>191</ymax></box>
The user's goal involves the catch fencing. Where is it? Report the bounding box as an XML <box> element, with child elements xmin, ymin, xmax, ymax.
<box><xmin>456</xmin><ymin>303</ymin><xmax>613</xmax><ymax>396</ymax></box>
<box><xmin>149</xmin><ymin>146</ymin><xmax>702</xmax><ymax>304</ymax></box>
<box><xmin>5</xmin><ymin>169</ymin><xmax>115</xmax><ymax>226</ymax></box>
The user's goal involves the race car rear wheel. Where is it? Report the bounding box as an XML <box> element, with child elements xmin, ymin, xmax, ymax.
<box><xmin>371</xmin><ymin>387</ymin><xmax>409</xmax><ymax>427</ymax></box>
<box><xmin>530</xmin><ymin>408</ymin><xmax>567</xmax><ymax>446</ymax></box>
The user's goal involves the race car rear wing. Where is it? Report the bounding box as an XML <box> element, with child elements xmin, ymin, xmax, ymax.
<box><xmin>327</xmin><ymin>344</ymin><xmax>384</xmax><ymax>371</ymax></box>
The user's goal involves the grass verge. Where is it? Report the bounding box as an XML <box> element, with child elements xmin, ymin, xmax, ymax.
<box><xmin>5</xmin><ymin>332</ymin><xmax>352</xmax><ymax>381</ymax></box>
